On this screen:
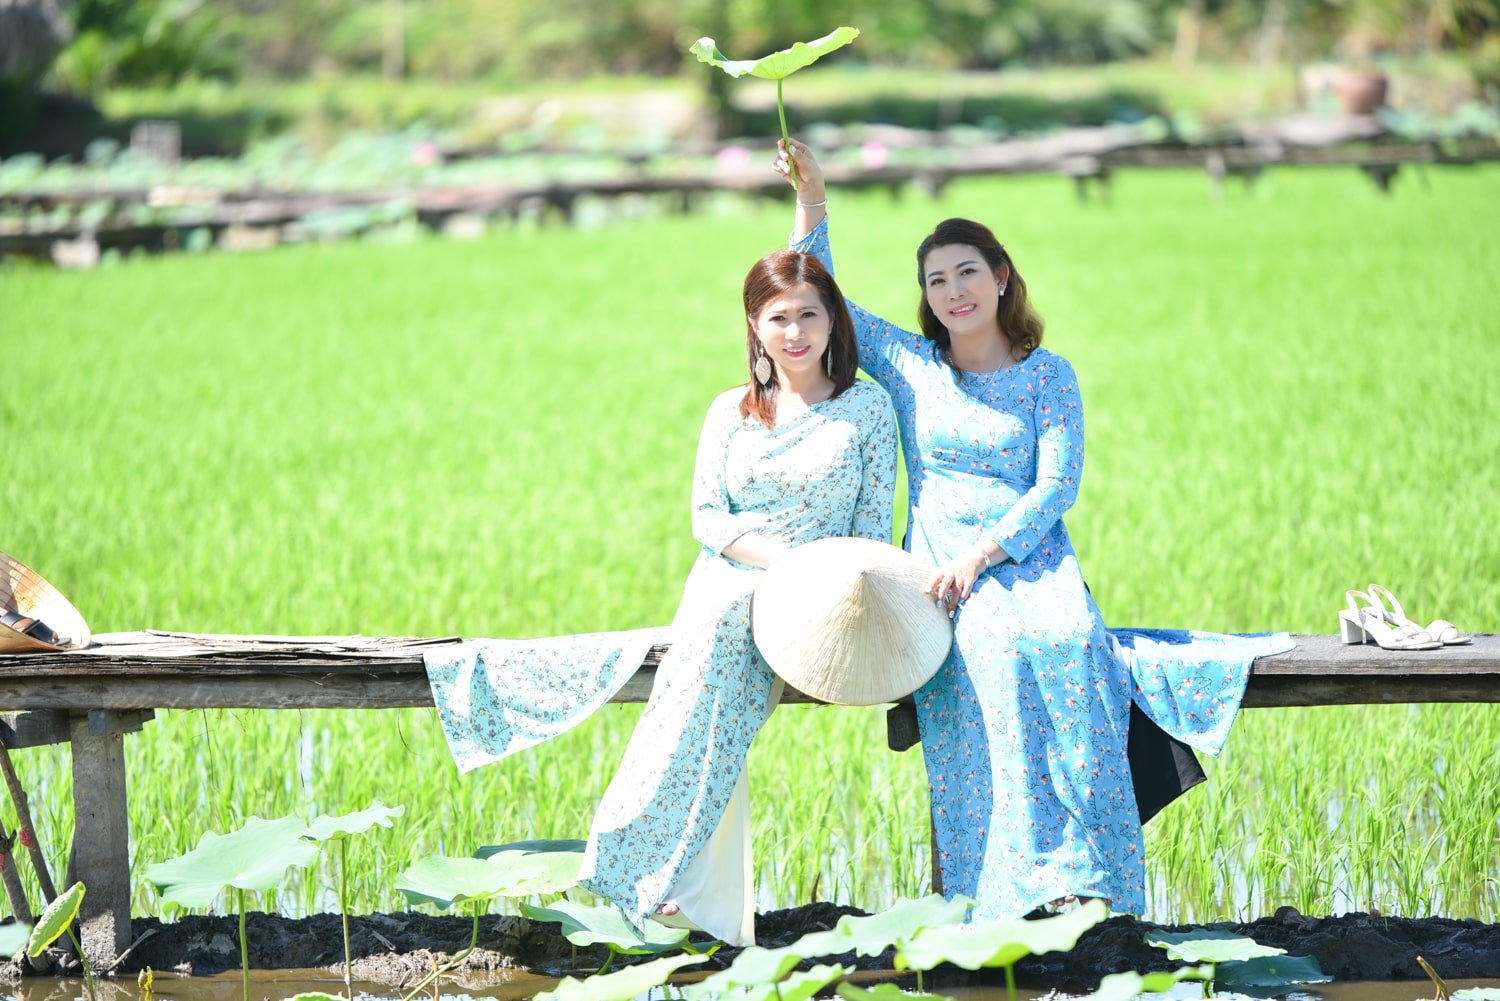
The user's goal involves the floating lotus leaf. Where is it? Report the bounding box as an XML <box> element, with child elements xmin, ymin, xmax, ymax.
<box><xmin>725</xmin><ymin>963</ymin><xmax>853</xmax><ymax>1001</ymax></box>
<box><xmin>26</xmin><ymin>882</ymin><xmax>84</xmax><ymax>956</ymax></box>
<box><xmin>836</xmin><ymin>981</ymin><xmax>956</xmax><ymax>1001</ymax></box>
<box><xmin>304</xmin><ymin>802</ymin><xmax>405</xmax><ymax>841</ymax></box>
<box><xmin>397</xmin><ymin>854</ymin><xmax>551</xmax><ymax>909</ymax></box>
<box><xmin>824</xmin><ymin>894</ymin><xmax>973</xmax><ymax>958</ymax></box>
<box><xmin>1144</xmin><ymin>929</ymin><xmax>1286</xmax><ymax>964</ymax></box>
<box><xmin>288</xmin><ymin>993</ymin><xmax>346</xmax><ymax>1001</ymax></box>
<box><xmin>683</xmin><ymin>944</ymin><xmax>804</xmax><ymax>1001</ymax></box>
<box><xmin>475</xmin><ymin>838</ymin><xmax>585</xmax><ymax>859</ymax></box>
<box><xmin>1218</xmin><ymin>953</ymin><xmax>1331</xmax><ymax>991</ymax></box>
<box><xmin>1074</xmin><ymin>965</ymin><xmax>1215</xmax><ymax>1001</ymax></box>
<box><xmin>689</xmin><ymin>28</ymin><xmax>859</xmax><ymax>81</ymax></box>
<box><xmin>896</xmin><ymin>899</ymin><xmax>1108</xmax><ymax>971</ymax></box>
<box><xmin>534</xmin><ymin>952</ymin><xmax>709</xmax><ymax>1001</ymax></box>
<box><xmin>0</xmin><ymin>922</ymin><xmax>30</xmax><ymax>957</ymax></box>
<box><xmin>521</xmin><ymin>900</ymin><xmax>688</xmax><ymax>954</ymax></box>
<box><xmin>144</xmin><ymin>816</ymin><xmax>319</xmax><ymax>909</ymax></box>
<box><xmin>686</xmin><ymin>894</ymin><xmax>972</xmax><ymax>1001</ymax></box>
<box><xmin>472</xmin><ymin>839</ymin><xmax>585</xmax><ymax>893</ymax></box>
<box><xmin>1453</xmin><ymin>990</ymin><xmax>1500</xmax><ymax>1000</ymax></box>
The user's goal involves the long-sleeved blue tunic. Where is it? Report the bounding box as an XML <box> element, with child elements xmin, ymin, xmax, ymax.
<box><xmin>794</xmin><ymin>217</ymin><xmax>1293</xmax><ymax>917</ymax></box>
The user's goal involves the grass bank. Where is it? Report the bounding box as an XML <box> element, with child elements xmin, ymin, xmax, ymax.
<box><xmin>3</xmin><ymin>165</ymin><xmax>1498</xmax><ymax>923</ymax></box>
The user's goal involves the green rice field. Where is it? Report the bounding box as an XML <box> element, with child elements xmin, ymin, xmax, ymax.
<box><xmin>3</xmin><ymin>165</ymin><xmax>1498</xmax><ymax>925</ymax></box>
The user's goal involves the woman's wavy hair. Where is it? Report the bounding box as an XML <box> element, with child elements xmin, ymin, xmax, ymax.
<box><xmin>915</xmin><ymin>218</ymin><xmax>1044</xmax><ymax>366</ymax></box>
<box><xmin>740</xmin><ymin>250</ymin><xmax>858</xmax><ymax>428</ymax></box>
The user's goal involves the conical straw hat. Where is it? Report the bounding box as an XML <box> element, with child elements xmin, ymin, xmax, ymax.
<box><xmin>0</xmin><ymin>552</ymin><xmax>92</xmax><ymax>653</ymax></box>
<box><xmin>751</xmin><ymin>537</ymin><xmax>952</xmax><ymax>706</ymax></box>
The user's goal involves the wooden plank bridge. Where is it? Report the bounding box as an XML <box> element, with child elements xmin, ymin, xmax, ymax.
<box><xmin>1</xmin><ymin>630</ymin><xmax>1496</xmax><ymax>967</ymax></box>
<box><xmin>5</xmin><ymin>124</ymin><xmax>1496</xmax><ymax>264</ymax></box>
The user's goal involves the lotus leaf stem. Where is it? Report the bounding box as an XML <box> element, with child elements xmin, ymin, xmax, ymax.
<box><xmin>1003</xmin><ymin>963</ymin><xmax>1016</xmax><ymax>1001</ymax></box>
<box><xmin>339</xmin><ymin>839</ymin><xmax>352</xmax><ymax>995</ymax></box>
<box><xmin>776</xmin><ymin>78</ymin><xmax>799</xmax><ymax>188</ymax></box>
<box><xmin>238</xmin><ymin>889</ymin><xmax>249</xmax><ymax>1001</ymax></box>
<box><xmin>65</xmin><ymin>928</ymin><xmax>96</xmax><ymax>1001</ymax></box>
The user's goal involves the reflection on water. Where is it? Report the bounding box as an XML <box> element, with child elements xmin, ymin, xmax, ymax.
<box><xmin>0</xmin><ymin>969</ymin><xmax>559</xmax><ymax>1001</ymax></box>
<box><xmin>5</xmin><ymin>971</ymin><xmax>1499</xmax><ymax>1001</ymax></box>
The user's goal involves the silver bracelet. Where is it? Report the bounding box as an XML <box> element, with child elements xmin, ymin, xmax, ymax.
<box><xmin>977</xmin><ymin>546</ymin><xmax>992</xmax><ymax>568</ymax></box>
<box><xmin>797</xmin><ymin>198</ymin><xmax>827</xmax><ymax>208</ymax></box>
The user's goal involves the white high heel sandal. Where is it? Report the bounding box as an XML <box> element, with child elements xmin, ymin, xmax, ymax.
<box><xmin>1367</xmin><ymin>584</ymin><xmax>1471</xmax><ymax>646</ymax></box>
<box><xmin>1338</xmin><ymin>589</ymin><xmax>1441</xmax><ymax>651</ymax></box>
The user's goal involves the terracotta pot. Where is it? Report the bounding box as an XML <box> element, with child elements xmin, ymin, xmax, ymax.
<box><xmin>1334</xmin><ymin>69</ymin><xmax>1389</xmax><ymax>115</ymax></box>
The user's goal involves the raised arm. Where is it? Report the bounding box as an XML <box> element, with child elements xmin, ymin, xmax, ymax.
<box><xmin>849</xmin><ymin>388</ymin><xmax>899</xmax><ymax>544</ymax></box>
<box><xmin>775</xmin><ymin>140</ymin><xmax>925</xmax><ymax>391</ymax></box>
<box><xmin>690</xmin><ymin>392</ymin><xmax>791</xmax><ymax>569</ymax></box>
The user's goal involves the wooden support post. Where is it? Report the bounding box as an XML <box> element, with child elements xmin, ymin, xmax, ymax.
<box><xmin>66</xmin><ymin>710</ymin><xmax>139</xmax><ymax>967</ymax></box>
<box><xmin>1360</xmin><ymin>162</ymin><xmax>1399</xmax><ymax>193</ymax></box>
<box><xmin>1</xmin><ymin>710</ymin><xmax>72</xmax><ymax>750</ymax></box>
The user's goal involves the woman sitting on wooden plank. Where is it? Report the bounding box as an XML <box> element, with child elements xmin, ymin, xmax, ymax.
<box><xmin>424</xmin><ymin>249</ymin><xmax>898</xmax><ymax>945</ymax></box>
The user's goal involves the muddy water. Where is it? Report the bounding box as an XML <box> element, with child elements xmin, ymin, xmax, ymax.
<box><xmin>6</xmin><ymin>972</ymin><xmax>1500</xmax><ymax>1001</ymax></box>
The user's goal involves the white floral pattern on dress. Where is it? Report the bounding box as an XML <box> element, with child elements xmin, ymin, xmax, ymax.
<box><xmin>577</xmin><ymin>379</ymin><xmax>898</xmax><ymax>929</ymax></box>
<box><xmin>425</xmin><ymin>628</ymin><xmax>670</xmax><ymax>772</ymax></box>
<box><xmin>793</xmin><ymin>217</ymin><xmax>1293</xmax><ymax>919</ymax></box>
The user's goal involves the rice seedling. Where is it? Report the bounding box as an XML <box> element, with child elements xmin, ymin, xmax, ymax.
<box><xmin>2</xmin><ymin>164</ymin><xmax>1497</xmax><ymax>926</ymax></box>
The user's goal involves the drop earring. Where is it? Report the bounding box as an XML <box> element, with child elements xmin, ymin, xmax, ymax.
<box><xmin>754</xmin><ymin>349</ymin><xmax>773</xmax><ymax>385</ymax></box>
<box><xmin>998</xmin><ymin>281</ymin><xmax>1008</xmax><ymax>297</ymax></box>
<box><xmin>824</xmin><ymin>349</ymin><xmax>835</xmax><ymax>377</ymax></box>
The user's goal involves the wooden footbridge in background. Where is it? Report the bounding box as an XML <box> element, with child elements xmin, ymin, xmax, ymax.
<box><xmin>5</xmin><ymin>114</ymin><xmax>1497</xmax><ymax>264</ymax></box>
<box><xmin>0</xmin><ymin>631</ymin><xmax>1496</xmax><ymax>966</ymax></box>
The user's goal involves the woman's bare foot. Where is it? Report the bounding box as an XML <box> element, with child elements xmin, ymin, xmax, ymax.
<box><xmin>656</xmin><ymin>901</ymin><xmax>681</xmax><ymax>916</ymax></box>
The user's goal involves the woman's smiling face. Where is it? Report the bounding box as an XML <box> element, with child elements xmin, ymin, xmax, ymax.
<box><xmin>750</xmin><ymin>282</ymin><xmax>831</xmax><ymax>381</ymax></box>
<box><xmin>922</xmin><ymin>242</ymin><xmax>1006</xmax><ymax>339</ymax></box>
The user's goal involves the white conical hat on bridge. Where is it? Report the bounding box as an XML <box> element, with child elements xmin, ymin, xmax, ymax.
<box><xmin>751</xmin><ymin>537</ymin><xmax>952</xmax><ymax>706</ymax></box>
<box><xmin>0</xmin><ymin>551</ymin><xmax>92</xmax><ymax>653</ymax></box>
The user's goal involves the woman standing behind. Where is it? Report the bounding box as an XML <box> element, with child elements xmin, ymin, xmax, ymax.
<box><xmin>773</xmin><ymin>140</ymin><xmax>1292</xmax><ymax>919</ymax></box>
<box><xmin>574</xmin><ymin>249</ymin><xmax>897</xmax><ymax>944</ymax></box>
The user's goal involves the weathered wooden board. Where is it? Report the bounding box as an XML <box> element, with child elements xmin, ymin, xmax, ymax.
<box><xmin>0</xmin><ymin>632</ymin><xmax>1494</xmax><ymax>711</ymax></box>
<box><xmin>1</xmin><ymin>629</ymin><xmax>1492</xmax><ymax>968</ymax></box>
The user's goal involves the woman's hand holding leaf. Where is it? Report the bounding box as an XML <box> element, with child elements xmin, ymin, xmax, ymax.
<box><xmin>777</xmin><ymin>139</ymin><xmax>827</xmax><ymax>239</ymax></box>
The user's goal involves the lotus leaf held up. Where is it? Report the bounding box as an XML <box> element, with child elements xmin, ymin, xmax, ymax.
<box><xmin>688</xmin><ymin>28</ymin><xmax>859</xmax><ymax>81</ymax></box>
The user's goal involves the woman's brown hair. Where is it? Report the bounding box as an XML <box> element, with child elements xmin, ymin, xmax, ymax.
<box><xmin>740</xmin><ymin>250</ymin><xmax>858</xmax><ymax>428</ymax></box>
<box><xmin>915</xmin><ymin>218</ymin><xmax>1044</xmax><ymax>366</ymax></box>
